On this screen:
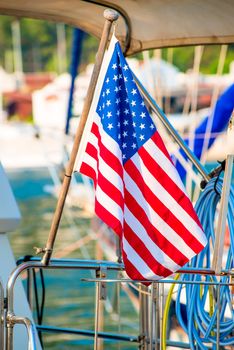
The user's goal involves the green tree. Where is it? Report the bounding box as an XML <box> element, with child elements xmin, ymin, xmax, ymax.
<box><xmin>0</xmin><ymin>14</ymin><xmax>234</xmax><ymax>75</ymax></box>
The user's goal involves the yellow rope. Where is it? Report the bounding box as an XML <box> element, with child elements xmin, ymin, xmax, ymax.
<box><xmin>162</xmin><ymin>274</ymin><xmax>180</xmax><ymax>350</ymax></box>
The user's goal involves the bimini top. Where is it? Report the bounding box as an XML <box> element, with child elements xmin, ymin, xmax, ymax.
<box><xmin>0</xmin><ymin>0</ymin><xmax>234</xmax><ymax>55</ymax></box>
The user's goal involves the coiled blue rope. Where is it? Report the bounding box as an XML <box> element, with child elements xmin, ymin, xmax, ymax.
<box><xmin>175</xmin><ymin>177</ymin><xmax>234</xmax><ymax>349</ymax></box>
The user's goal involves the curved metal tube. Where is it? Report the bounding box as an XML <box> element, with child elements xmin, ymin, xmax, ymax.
<box><xmin>7</xmin><ymin>260</ymin><xmax>124</xmax><ymax>313</ymax></box>
<box><xmin>6</xmin><ymin>315</ymin><xmax>37</xmax><ymax>350</ymax></box>
<box><xmin>133</xmin><ymin>73</ymin><xmax>210</xmax><ymax>183</ymax></box>
<box><xmin>6</xmin><ymin>259</ymin><xmax>233</xmax><ymax>349</ymax></box>
<box><xmin>6</xmin><ymin>259</ymin><xmax>124</xmax><ymax>349</ymax></box>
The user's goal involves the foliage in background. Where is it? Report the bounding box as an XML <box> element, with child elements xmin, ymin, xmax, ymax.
<box><xmin>0</xmin><ymin>15</ymin><xmax>234</xmax><ymax>74</ymax></box>
<box><xmin>0</xmin><ymin>15</ymin><xmax>99</xmax><ymax>74</ymax></box>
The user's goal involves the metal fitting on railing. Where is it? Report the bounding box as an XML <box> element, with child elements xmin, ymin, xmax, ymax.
<box><xmin>0</xmin><ymin>278</ymin><xmax>4</xmax><ymax>350</ymax></box>
<box><xmin>6</xmin><ymin>313</ymin><xmax>37</xmax><ymax>350</ymax></box>
<box><xmin>96</xmin><ymin>267</ymin><xmax>107</xmax><ymax>301</ymax></box>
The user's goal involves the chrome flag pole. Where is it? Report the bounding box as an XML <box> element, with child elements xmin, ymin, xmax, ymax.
<box><xmin>41</xmin><ymin>9</ymin><xmax>119</xmax><ymax>265</ymax></box>
<box><xmin>134</xmin><ymin>74</ymin><xmax>210</xmax><ymax>183</ymax></box>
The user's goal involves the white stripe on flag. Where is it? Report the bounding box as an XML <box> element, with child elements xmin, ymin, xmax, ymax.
<box><xmin>88</xmin><ymin>131</ymin><xmax>99</xmax><ymax>150</ymax></box>
<box><xmin>98</xmin><ymin>156</ymin><xmax>123</xmax><ymax>193</ymax></box>
<box><xmin>96</xmin><ymin>184</ymin><xmax>123</xmax><ymax>223</ymax></box>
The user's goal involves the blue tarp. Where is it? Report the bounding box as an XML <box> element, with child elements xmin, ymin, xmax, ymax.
<box><xmin>174</xmin><ymin>83</ymin><xmax>234</xmax><ymax>180</ymax></box>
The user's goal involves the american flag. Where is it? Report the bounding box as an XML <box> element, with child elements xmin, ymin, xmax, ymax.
<box><xmin>75</xmin><ymin>35</ymin><xmax>207</xmax><ymax>281</ymax></box>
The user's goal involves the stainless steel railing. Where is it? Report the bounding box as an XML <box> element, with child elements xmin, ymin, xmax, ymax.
<box><xmin>6</xmin><ymin>257</ymin><xmax>234</xmax><ymax>350</ymax></box>
<box><xmin>6</xmin><ymin>314</ymin><xmax>37</xmax><ymax>350</ymax></box>
<box><xmin>6</xmin><ymin>259</ymin><xmax>124</xmax><ymax>350</ymax></box>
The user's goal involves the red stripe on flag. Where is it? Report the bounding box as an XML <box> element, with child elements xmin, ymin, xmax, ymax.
<box><xmin>95</xmin><ymin>199</ymin><xmax>122</xmax><ymax>237</ymax></box>
<box><xmin>85</xmin><ymin>142</ymin><xmax>98</xmax><ymax>160</ymax></box>
<box><xmin>125</xmin><ymin>159</ymin><xmax>204</xmax><ymax>253</ymax></box>
<box><xmin>79</xmin><ymin>163</ymin><xmax>97</xmax><ymax>187</ymax></box>
<box><xmin>124</xmin><ymin>222</ymin><xmax>173</xmax><ymax>277</ymax></box>
<box><xmin>124</xmin><ymin>188</ymin><xmax>189</xmax><ymax>266</ymax></box>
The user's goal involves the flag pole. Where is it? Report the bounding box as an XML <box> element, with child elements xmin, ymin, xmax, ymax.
<box><xmin>40</xmin><ymin>9</ymin><xmax>119</xmax><ymax>265</ymax></box>
<box><xmin>133</xmin><ymin>74</ymin><xmax>210</xmax><ymax>183</ymax></box>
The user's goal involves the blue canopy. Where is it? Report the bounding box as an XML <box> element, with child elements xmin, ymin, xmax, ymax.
<box><xmin>174</xmin><ymin>84</ymin><xmax>234</xmax><ymax>180</ymax></box>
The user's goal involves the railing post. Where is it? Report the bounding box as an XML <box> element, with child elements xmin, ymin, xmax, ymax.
<box><xmin>139</xmin><ymin>284</ymin><xmax>150</xmax><ymax>349</ymax></box>
<box><xmin>0</xmin><ymin>278</ymin><xmax>4</xmax><ymax>350</ymax></box>
<box><xmin>212</xmin><ymin>154</ymin><xmax>234</xmax><ymax>273</ymax></box>
<box><xmin>94</xmin><ymin>267</ymin><xmax>107</xmax><ymax>350</ymax></box>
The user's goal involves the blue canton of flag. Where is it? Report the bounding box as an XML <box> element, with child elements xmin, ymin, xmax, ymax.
<box><xmin>97</xmin><ymin>43</ymin><xmax>156</xmax><ymax>163</ymax></box>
